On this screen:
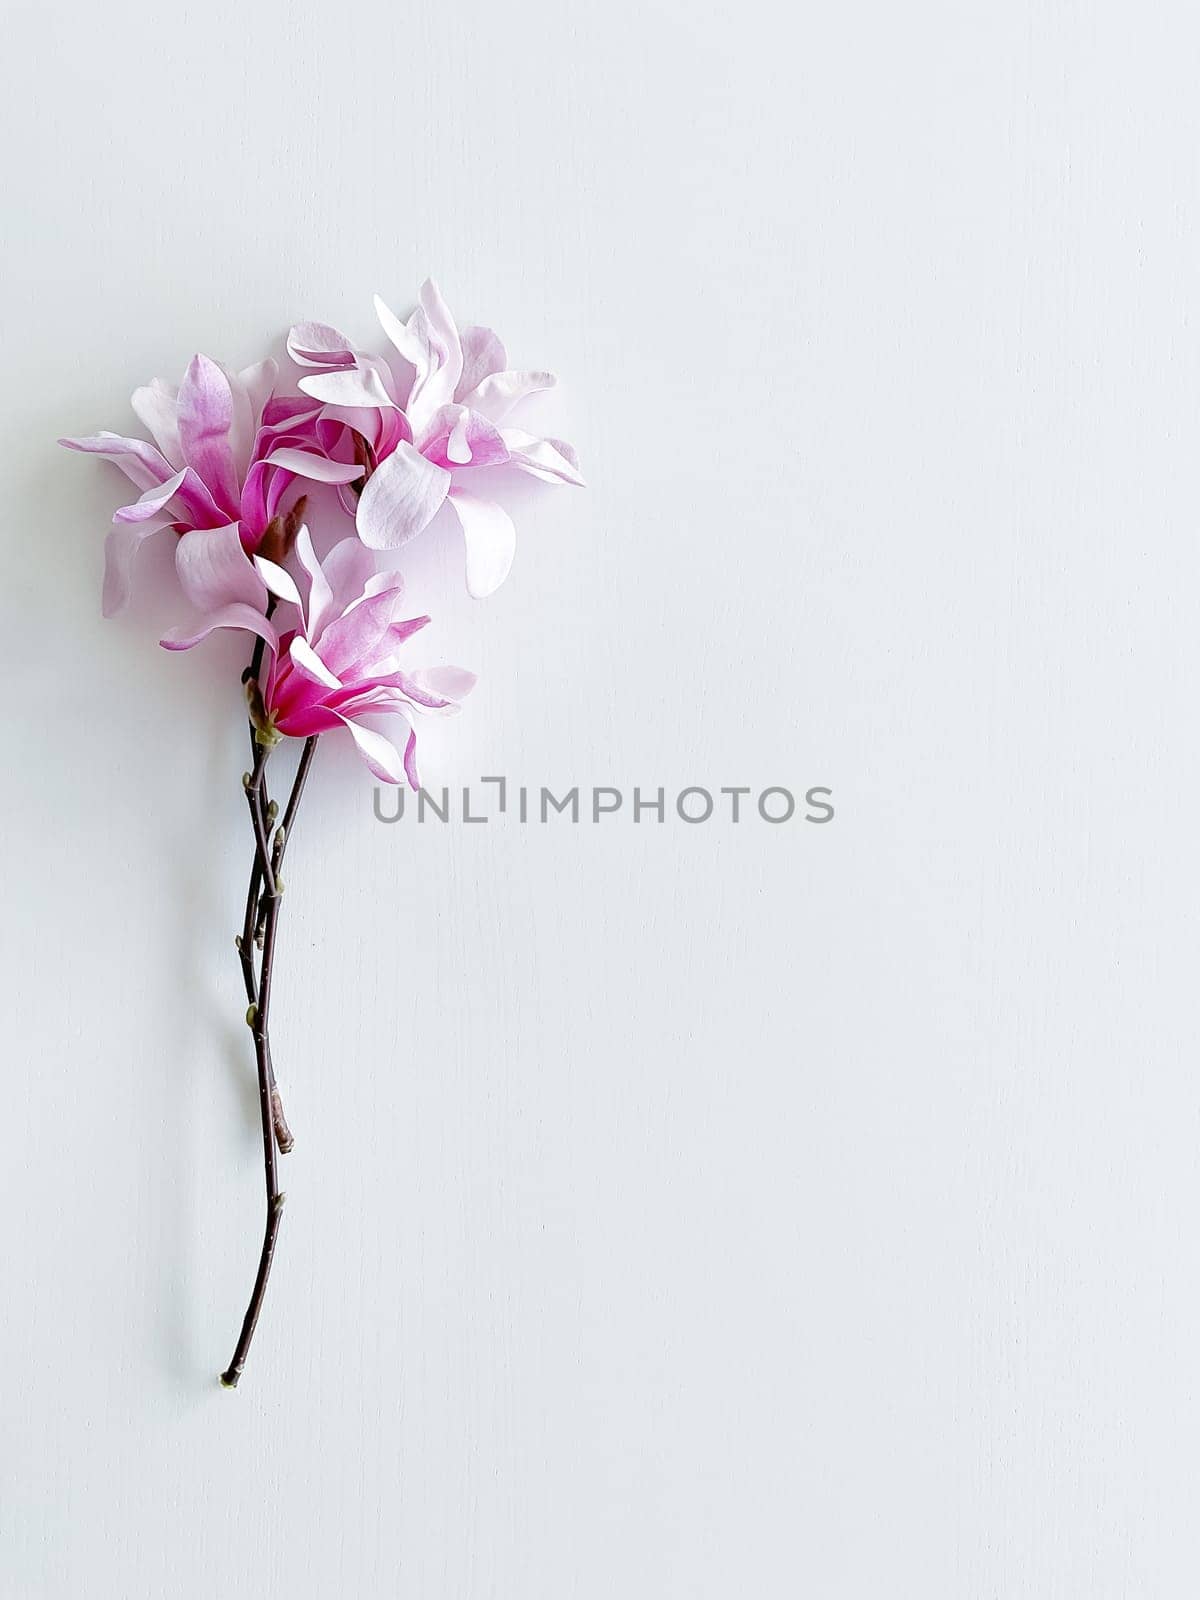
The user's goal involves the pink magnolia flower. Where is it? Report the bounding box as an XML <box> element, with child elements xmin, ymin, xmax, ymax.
<box><xmin>165</xmin><ymin>526</ymin><xmax>474</xmax><ymax>787</ymax></box>
<box><xmin>60</xmin><ymin>356</ymin><xmax>362</xmax><ymax>619</ymax></box>
<box><xmin>286</xmin><ymin>280</ymin><xmax>584</xmax><ymax>597</ymax></box>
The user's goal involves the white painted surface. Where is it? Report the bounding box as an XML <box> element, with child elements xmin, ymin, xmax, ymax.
<box><xmin>3</xmin><ymin>2</ymin><xmax>1199</xmax><ymax>1594</ymax></box>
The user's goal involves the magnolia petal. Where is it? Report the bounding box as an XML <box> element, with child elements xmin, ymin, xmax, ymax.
<box><xmin>464</xmin><ymin>369</ymin><xmax>556</xmax><ymax>421</ymax></box>
<box><xmin>500</xmin><ymin>429</ymin><xmax>586</xmax><ymax>487</ymax></box>
<box><xmin>287</xmin><ymin>321</ymin><xmax>357</xmax><ymax>369</ymax></box>
<box><xmin>290</xmin><ymin>634</ymin><xmax>342</xmax><ymax>689</ymax></box>
<box><xmin>160</xmin><ymin>602</ymin><xmax>278</xmax><ymax>653</ymax></box>
<box><xmin>254</xmin><ymin>554</ymin><xmax>302</xmax><ymax>607</ymax></box>
<box><xmin>420</xmin><ymin>404</ymin><xmax>510</xmax><ymax>470</ymax></box>
<box><xmin>409</xmin><ymin>664</ymin><xmax>477</xmax><ymax>703</ymax></box>
<box><xmin>335</xmin><ymin>714</ymin><xmax>410</xmax><ymax>785</ymax></box>
<box><xmin>405</xmin><ymin>279</ymin><xmax>463</xmax><ymax>428</ymax></box>
<box><xmin>455</xmin><ymin>324</ymin><xmax>507</xmax><ymax>401</ymax></box>
<box><xmin>177</xmin><ymin>355</ymin><xmax>240</xmax><ymax>515</ymax></box>
<box><xmin>113</xmin><ymin>468</ymin><xmax>189</xmax><ymax>523</ymax></box>
<box><xmin>297</xmin><ymin>363</ymin><xmax>395</xmax><ymax>409</ymax></box>
<box><xmin>238</xmin><ymin>359</ymin><xmax>277</xmax><ymax>419</ymax></box>
<box><xmin>227</xmin><ymin>359</ymin><xmax>277</xmax><ymax>474</ymax></box>
<box><xmin>315</xmin><ymin>582</ymin><xmax>413</xmax><ymax>679</ymax></box>
<box><xmin>319</xmin><ymin>536</ymin><xmax>377</xmax><ymax>631</ymax></box>
<box><xmin>293</xmin><ymin>524</ymin><xmax>330</xmax><ymax>638</ymax></box>
<box><xmin>175</xmin><ymin>521</ymin><xmax>267</xmax><ymax>613</ymax></box>
<box><xmin>446</xmin><ymin>488</ymin><xmax>517</xmax><ymax>598</ymax></box>
<box><xmin>101</xmin><ymin>520</ymin><xmax>169</xmax><ymax>616</ymax></box>
<box><xmin>264</xmin><ymin>447</ymin><xmax>365</xmax><ymax>485</ymax></box>
<box><xmin>356</xmin><ymin>443</ymin><xmax>450</xmax><ymax>551</ymax></box>
<box><xmin>59</xmin><ymin>431</ymin><xmax>175</xmax><ymax>492</ymax></box>
<box><xmin>129</xmin><ymin>379</ymin><xmax>185</xmax><ymax>469</ymax></box>
<box><xmin>373</xmin><ymin>293</ymin><xmax>426</xmax><ymax>368</ymax></box>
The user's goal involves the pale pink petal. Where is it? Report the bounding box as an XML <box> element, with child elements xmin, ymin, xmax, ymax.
<box><xmin>335</xmin><ymin>714</ymin><xmax>411</xmax><ymax>785</ymax></box>
<box><xmin>445</xmin><ymin>488</ymin><xmax>517</xmax><ymax>598</ymax></box>
<box><xmin>254</xmin><ymin>554</ymin><xmax>302</xmax><ymax>607</ymax></box>
<box><xmin>238</xmin><ymin>359</ymin><xmax>277</xmax><ymax>420</ymax></box>
<box><xmin>405</xmin><ymin>279</ymin><xmax>463</xmax><ymax>429</ymax></box>
<box><xmin>319</xmin><ymin>537</ymin><xmax>377</xmax><ymax>630</ymax></box>
<box><xmin>420</xmin><ymin>405</ymin><xmax>510</xmax><ymax>470</ymax></box>
<box><xmin>297</xmin><ymin>361</ymin><xmax>396</xmax><ymax>409</ymax></box>
<box><xmin>160</xmin><ymin>602</ymin><xmax>278</xmax><ymax>653</ymax></box>
<box><xmin>226</xmin><ymin>359</ymin><xmax>277</xmax><ymax>473</ymax></box>
<box><xmin>113</xmin><ymin>468</ymin><xmax>189</xmax><ymax>523</ymax></box>
<box><xmin>409</xmin><ymin>664</ymin><xmax>477</xmax><ymax>703</ymax></box>
<box><xmin>59</xmin><ymin>432</ymin><xmax>174</xmax><ymax>492</ymax></box>
<box><xmin>177</xmin><ymin>355</ymin><xmax>240</xmax><ymax>515</ymax></box>
<box><xmin>373</xmin><ymin>294</ymin><xmax>426</xmax><ymax>368</ymax></box>
<box><xmin>455</xmin><ymin>324</ymin><xmax>507</xmax><ymax>401</ymax></box>
<box><xmin>287</xmin><ymin>321</ymin><xmax>357</xmax><ymax>369</ymax></box>
<box><xmin>293</xmin><ymin>524</ymin><xmax>330</xmax><ymax>638</ymax></box>
<box><xmin>175</xmin><ymin>522</ymin><xmax>267</xmax><ymax>613</ymax></box>
<box><xmin>314</xmin><ymin>583</ymin><xmax>414</xmax><ymax>678</ymax></box>
<box><xmin>463</xmin><ymin>370</ymin><xmax>556</xmax><ymax>421</ymax></box>
<box><xmin>130</xmin><ymin>379</ymin><xmax>185</xmax><ymax>469</ymax></box>
<box><xmin>101</xmin><ymin>520</ymin><xmax>170</xmax><ymax>616</ymax></box>
<box><xmin>356</xmin><ymin>443</ymin><xmax>450</xmax><ymax>550</ymax></box>
<box><xmin>263</xmin><ymin>447</ymin><xmax>365</xmax><ymax>485</ymax></box>
<box><xmin>499</xmin><ymin>429</ymin><xmax>586</xmax><ymax>487</ymax></box>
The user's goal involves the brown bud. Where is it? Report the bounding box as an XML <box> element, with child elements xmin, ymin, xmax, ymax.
<box><xmin>279</xmin><ymin>495</ymin><xmax>309</xmax><ymax>558</ymax></box>
<box><xmin>255</xmin><ymin>514</ymin><xmax>286</xmax><ymax>565</ymax></box>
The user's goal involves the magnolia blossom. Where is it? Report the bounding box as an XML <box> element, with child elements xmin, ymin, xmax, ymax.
<box><xmin>60</xmin><ymin>356</ymin><xmax>361</xmax><ymax>617</ymax></box>
<box><xmin>165</xmin><ymin>527</ymin><xmax>474</xmax><ymax>787</ymax></box>
<box><xmin>286</xmin><ymin>280</ymin><xmax>583</xmax><ymax>597</ymax></box>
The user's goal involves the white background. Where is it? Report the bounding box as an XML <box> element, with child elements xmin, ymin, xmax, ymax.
<box><xmin>3</xmin><ymin>2</ymin><xmax>1199</xmax><ymax>1595</ymax></box>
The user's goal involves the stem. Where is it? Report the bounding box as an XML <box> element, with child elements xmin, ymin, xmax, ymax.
<box><xmin>221</xmin><ymin>695</ymin><xmax>320</xmax><ymax>1384</ymax></box>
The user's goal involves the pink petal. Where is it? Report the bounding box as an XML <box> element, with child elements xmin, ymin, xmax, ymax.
<box><xmin>227</xmin><ymin>359</ymin><xmax>277</xmax><ymax>473</ymax></box>
<box><xmin>113</xmin><ymin>468</ymin><xmax>189</xmax><ymax>523</ymax></box>
<box><xmin>356</xmin><ymin>443</ymin><xmax>450</xmax><ymax>551</ymax></box>
<box><xmin>405</xmin><ymin>279</ymin><xmax>463</xmax><ymax>429</ymax></box>
<box><xmin>373</xmin><ymin>294</ymin><xmax>426</xmax><ymax>368</ymax></box>
<box><xmin>445</xmin><ymin>488</ymin><xmax>517</xmax><ymax>598</ymax></box>
<box><xmin>455</xmin><ymin>324</ymin><xmax>507</xmax><ymax>401</ymax></box>
<box><xmin>314</xmin><ymin>582</ymin><xmax>413</xmax><ymax>679</ymax></box>
<box><xmin>335</xmin><ymin>714</ymin><xmax>411</xmax><ymax>785</ymax></box>
<box><xmin>59</xmin><ymin>432</ymin><xmax>175</xmax><ymax>493</ymax></box>
<box><xmin>409</xmin><ymin>664</ymin><xmax>477</xmax><ymax>703</ymax></box>
<box><xmin>297</xmin><ymin>363</ymin><xmax>396</xmax><ymax>409</ymax></box>
<box><xmin>177</xmin><ymin>355</ymin><xmax>240</xmax><ymax>515</ymax></box>
<box><xmin>420</xmin><ymin>405</ymin><xmax>510</xmax><ymax>470</ymax></box>
<box><xmin>293</xmin><ymin>525</ymin><xmax>332</xmax><ymax>638</ymax></box>
<box><xmin>499</xmin><ymin>429</ymin><xmax>585</xmax><ymax>487</ymax></box>
<box><xmin>130</xmin><ymin>379</ymin><xmax>185</xmax><ymax>469</ymax></box>
<box><xmin>263</xmin><ymin>447</ymin><xmax>365</xmax><ymax>485</ymax></box>
<box><xmin>287</xmin><ymin>321</ymin><xmax>357</xmax><ymax>369</ymax></box>
<box><xmin>175</xmin><ymin>522</ymin><xmax>267</xmax><ymax>613</ymax></box>
<box><xmin>314</xmin><ymin>535</ymin><xmax>376</xmax><ymax>635</ymax></box>
<box><xmin>160</xmin><ymin>602</ymin><xmax>278</xmax><ymax>653</ymax></box>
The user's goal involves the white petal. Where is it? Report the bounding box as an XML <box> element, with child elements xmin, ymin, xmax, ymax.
<box><xmin>356</xmin><ymin>444</ymin><xmax>450</xmax><ymax>551</ymax></box>
<box><xmin>289</xmin><ymin>634</ymin><xmax>342</xmax><ymax>689</ymax></box>
<box><xmin>445</xmin><ymin>489</ymin><xmax>517</xmax><ymax>598</ymax></box>
<box><xmin>254</xmin><ymin>555</ymin><xmax>302</xmax><ymax>607</ymax></box>
<box><xmin>102</xmin><ymin>520</ymin><xmax>169</xmax><ymax>616</ymax></box>
<box><xmin>336</xmin><ymin>715</ymin><xmax>409</xmax><ymax>783</ymax></box>
<box><xmin>298</xmin><ymin>365</ymin><xmax>396</xmax><ymax>408</ymax></box>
